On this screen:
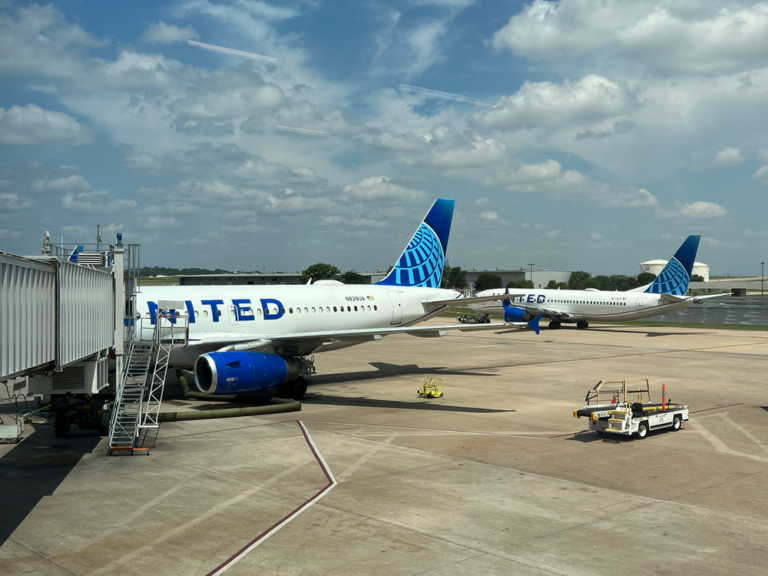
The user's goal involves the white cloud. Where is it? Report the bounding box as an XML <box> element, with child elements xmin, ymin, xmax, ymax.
<box><xmin>714</xmin><ymin>147</ymin><xmax>743</xmax><ymax>167</ymax></box>
<box><xmin>142</xmin><ymin>21</ymin><xmax>199</xmax><ymax>44</ymax></box>
<box><xmin>590</xmin><ymin>232</ymin><xmax>604</xmax><ymax>241</ymax></box>
<box><xmin>341</xmin><ymin>176</ymin><xmax>426</xmax><ymax>201</ymax></box>
<box><xmin>480</xmin><ymin>211</ymin><xmax>498</xmax><ymax>220</ymax></box>
<box><xmin>478</xmin><ymin>75</ymin><xmax>639</xmax><ymax>130</ymax></box>
<box><xmin>484</xmin><ymin>160</ymin><xmax>659</xmax><ymax>208</ymax></box>
<box><xmin>61</xmin><ymin>190</ymin><xmax>138</xmax><ymax>213</ymax></box>
<box><xmin>145</xmin><ymin>215</ymin><xmax>181</xmax><ymax>228</ymax></box>
<box><xmin>32</xmin><ymin>174</ymin><xmax>91</xmax><ymax>192</ymax></box>
<box><xmin>0</xmin><ymin>228</ymin><xmax>22</xmax><ymax>239</ymax></box>
<box><xmin>0</xmin><ymin>104</ymin><xmax>94</xmax><ymax>146</ymax></box>
<box><xmin>657</xmin><ymin>201</ymin><xmax>728</xmax><ymax>219</ymax></box>
<box><xmin>491</xmin><ymin>1</ymin><xmax>768</xmax><ymax>75</ymax></box>
<box><xmin>0</xmin><ymin>192</ymin><xmax>35</xmax><ymax>210</ymax></box>
<box><xmin>754</xmin><ymin>165</ymin><xmax>768</xmax><ymax>186</ymax></box>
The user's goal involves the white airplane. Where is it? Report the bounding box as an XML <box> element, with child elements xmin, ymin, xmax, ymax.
<box><xmin>135</xmin><ymin>199</ymin><xmax>540</xmax><ymax>399</ymax></box>
<box><xmin>471</xmin><ymin>235</ymin><xmax>726</xmax><ymax>330</ymax></box>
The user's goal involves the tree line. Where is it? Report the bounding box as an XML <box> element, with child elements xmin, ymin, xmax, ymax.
<box><xmin>471</xmin><ymin>271</ymin><xmax>676</xmax><ymax>293</ymax></box>
<box><xmin>144</xmin><ymin>263</ymin><xmax>701</xmax><ymax>291</ymax></box>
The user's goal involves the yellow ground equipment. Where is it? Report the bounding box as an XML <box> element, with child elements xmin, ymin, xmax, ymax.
<box><xmin>418</xmin><ymin>377</ymin><xmax>444</xmax><ymax>399</ymax></box>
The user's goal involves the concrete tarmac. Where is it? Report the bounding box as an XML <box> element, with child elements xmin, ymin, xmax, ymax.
<box><xmin>1</xmin><ymin>323</ymin><xmax>768</xmax><ymax>575</ymax></box>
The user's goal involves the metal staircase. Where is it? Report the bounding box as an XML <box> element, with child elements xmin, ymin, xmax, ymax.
<box><xmin>107</xmin><ymin>301</ymin><xmax>187</xmax><ymax>455</ymax></box>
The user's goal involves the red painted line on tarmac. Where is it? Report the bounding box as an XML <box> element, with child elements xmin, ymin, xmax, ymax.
<box><xmin>546</xmin><ymin>430</ymin><xmax>590</xmax><ymax>439</ymax></box>
<box><xmin>204</xmin><ymin>421</ymin><xmax>337</xmax><ymax>576</ymax></box>
<box><xmin>690</xmin><ymin>402</ymin><xmax>743</xmax><ymax>414</ymax></box>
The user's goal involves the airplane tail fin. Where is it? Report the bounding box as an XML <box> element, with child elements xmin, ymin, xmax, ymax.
<box><xmin>644</xmin><ymin>235</ymin><xmax>701</xmax><ymax>296</ymax></box>
<box><xmin>376</xmin><ymin>198</ymin><xmax>454</xmax><ymax>288</ymax></box>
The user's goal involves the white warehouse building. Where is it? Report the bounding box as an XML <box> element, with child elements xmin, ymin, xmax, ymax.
<box><xmin>640</xmin><ymin>259</ymin><xmax>710</xmax><ymax>282</ymax></box>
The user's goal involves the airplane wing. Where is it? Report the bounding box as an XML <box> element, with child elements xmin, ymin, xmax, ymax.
<box><xmin>421</xmin><ymin>293</ymin><xmax>525</xmax><ymax>312</ymax></box>
<box><xmin>184</xmin><ymin>317</ymin><xmax>540</xmax><ymax>355</ymax></box>
<box><xmin>662</xmin><ymin>292</ymin><xmax>729</xmax><ymax>304</ymax></box>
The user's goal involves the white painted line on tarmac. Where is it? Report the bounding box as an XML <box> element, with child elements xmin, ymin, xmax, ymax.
<box><xmin>689</xmin><ymin>418</ymin><xmax>768</xmax><ymax>464</ymax></box>
<box><xmin>719</xmin><ymin>413</ymin><xmax>768</xmax><ymax>454</ymax></box>
<box><xmin>206</xmin><ymin>421</ymin><xmax>337</xmax><ymax>576</ymax></box>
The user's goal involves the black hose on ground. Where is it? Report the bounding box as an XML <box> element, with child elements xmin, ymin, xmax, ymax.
<box><xmin>157</xmin><ymin>368</ymin><xmax>301</xmax><ymax>422</ymax></box>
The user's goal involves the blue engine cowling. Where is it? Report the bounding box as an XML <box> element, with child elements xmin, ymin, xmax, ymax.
<box><xmin>193</xmin><ymin>351</ymin><xmax>301</xmax><ymax>395</ymax></box>
<box><xmin>503</xmin><ymin>305</ymin><xmax>528</xmax><ymax>322</ymax></box>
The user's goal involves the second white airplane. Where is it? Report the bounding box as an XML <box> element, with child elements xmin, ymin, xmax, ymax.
<box><xmin>471</xmin><ymin>235</ymin><xmax>725</xmax><ymax>329</ymax></box>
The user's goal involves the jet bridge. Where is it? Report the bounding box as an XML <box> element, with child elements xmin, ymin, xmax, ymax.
<box><xmin>0</xmin><ymin>230</ymin><xmax>139</xmax><ymax>396</ymax></box>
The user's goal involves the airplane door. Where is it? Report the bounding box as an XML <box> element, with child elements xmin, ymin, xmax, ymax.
<box><xmin>387</xmin><ymin>291</ymin><xmax>403</xmax><ymax>325</ymax></box>
<box><xmin>228</xmin><ymin>304</ymin><xmax>238</xmax><ymax>326</ymax></box>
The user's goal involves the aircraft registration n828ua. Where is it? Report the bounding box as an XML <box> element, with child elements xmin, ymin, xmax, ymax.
<box><xmin>472</xmin><ymin>235</ymin><xmax>726</xmax><ymax>330</ymax></box>
<box><xmin>135</xmin><ymin>199</ymin><xmax>540</xmax><ymax>399</ymax></box>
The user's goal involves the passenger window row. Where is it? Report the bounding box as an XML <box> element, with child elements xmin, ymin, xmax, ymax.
<box><xmin>147</xmin><ymin>304</ymin><xmax>379</xmax><ymax>319</ymax></box>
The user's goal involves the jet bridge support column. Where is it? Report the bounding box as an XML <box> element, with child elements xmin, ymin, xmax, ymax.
<box><xmin>113</xmin><ymin>238</ymin><xmax>125</xmax><ymax>387</ymax></box>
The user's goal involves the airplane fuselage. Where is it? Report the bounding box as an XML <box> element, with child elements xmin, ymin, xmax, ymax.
<box><xmin>472</xmin><ymin>288</ymin><xmax>697</xmax><ymax>323</ymax></box>
<box><xmin>135</xmin><ymin>283</ymin><xmax>461</xmax><ymax>365</ymax></box>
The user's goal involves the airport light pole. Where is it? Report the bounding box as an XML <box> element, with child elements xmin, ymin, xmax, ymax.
<box><xmin>528</xmin><ymin>263</ymin><xmax>535</xmax><ymax>288</ymax></box>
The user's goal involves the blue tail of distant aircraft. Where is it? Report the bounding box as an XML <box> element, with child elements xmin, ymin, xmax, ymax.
<box><xmin>376</xmin><ymin>198</ymin><xmax>454</xmax><ymax>288</ymax></box>
<box><xmin>644</xmin><ymin>235</ymin><xmax>701</xmax><ymax>296</ymax></box>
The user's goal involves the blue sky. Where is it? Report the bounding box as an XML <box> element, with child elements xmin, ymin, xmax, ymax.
<box><xmin>1</xmin><ymin>0</ymin><xmax>766</xmax><ymax>276</ymax></box>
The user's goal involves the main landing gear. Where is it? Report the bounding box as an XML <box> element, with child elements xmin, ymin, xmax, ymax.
<box><xmin>277</xmin><ymin>377</ymin><xmax>308</xmax><ymax>400</ymax></box>
<box><xmin>576</xmin><ymin>320</ymin><xmax>589</xmax><ymax>330</ymax></box>
<box><xmin>549</xmin><ymin>321</ymin><xmax>562</xmax><ymax>330</ymax></box>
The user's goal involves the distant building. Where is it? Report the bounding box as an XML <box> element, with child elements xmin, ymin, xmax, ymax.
<box><xmin>178</xmin><ymin>271</ymin><xmax>386</xmax><ymax>286</ymax></box>
<box><xmin>640</xmin><ymin>260</ymin><xmax>710</xmax><ymax>282</ymax></box>
<box><xmin>464</xmin><ymin>268</ymin><xmax>572</xmax><ymax>289</ymax></box>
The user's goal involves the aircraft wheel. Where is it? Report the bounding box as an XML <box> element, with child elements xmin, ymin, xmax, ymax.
<box><xmin>549</xmin><ymin>321</ymin><xmax>561</xmax><ymax>330</ymax></box>
<box><xmin>577</xmin><ymin>320</ymin><xmax>588</xmax><ymax>329</ymax></box>
<box><xmin>290</xmin><ymin>377</ymin><xmax>308</xmax><ymax>400</ymax></box>
<box><xmin>54</xmin><ymin>413</ymin><xmax>69</xmax><ymax>438</ymax></box>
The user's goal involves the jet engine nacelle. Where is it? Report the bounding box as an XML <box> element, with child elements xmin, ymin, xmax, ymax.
<box><xmin>193</xmin><ymin>351</ymin><xmax>302</xmax><ymax>395</ymax></box>
<box><xmin>503</xmin><ymin>306</ymin><xmax>527</xmax><ymax>323</ymax></box>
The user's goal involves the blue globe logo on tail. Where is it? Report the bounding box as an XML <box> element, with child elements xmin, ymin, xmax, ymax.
<box><xmin>644</xmin><ymin>257</ymin><xmax>689</xmax><ymax>296</ymax></box>
<box><xmin>377</xmin><ymin>198</ymin><xmax>454</xmax><ymax>289</ymax></box>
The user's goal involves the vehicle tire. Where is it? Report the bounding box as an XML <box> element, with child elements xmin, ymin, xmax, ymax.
<box><xmin>54</xmin><ymin>413</ymin><xmax>68</xmax><ymax>438</ymax></box>
<box><xmin>672</xmin><ymin>415</ymin><xmax>682</xmax><ymax>432</ymax></box>
<box><xmin>99</xmin><ymin>411</ymin><xmax>111</xmax><ymax>436</ymax></box>
<box><xmin>635</xmin><ymin>421</ymin><xmax>648</xmax><ymax>440</ymax></box>
<box><xmin>549</xmin><ymin>321</ymin><xmax>561</xmax><ymax>330</ymax></box>
<box><xmin>291</xmin><ymin>377</ymin><xmax>308</xmax><ymax>400</ymax></box>
<box><xmin>577</xmin><ymin>320</ymin><xmax>588</xmax><ymax>329</ymax></box>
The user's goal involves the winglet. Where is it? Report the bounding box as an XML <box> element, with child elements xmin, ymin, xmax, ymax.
<box><xmin>528</xmin><ymin>314</ymin><xmax>543</xmax><ymax>335</ymax></box>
